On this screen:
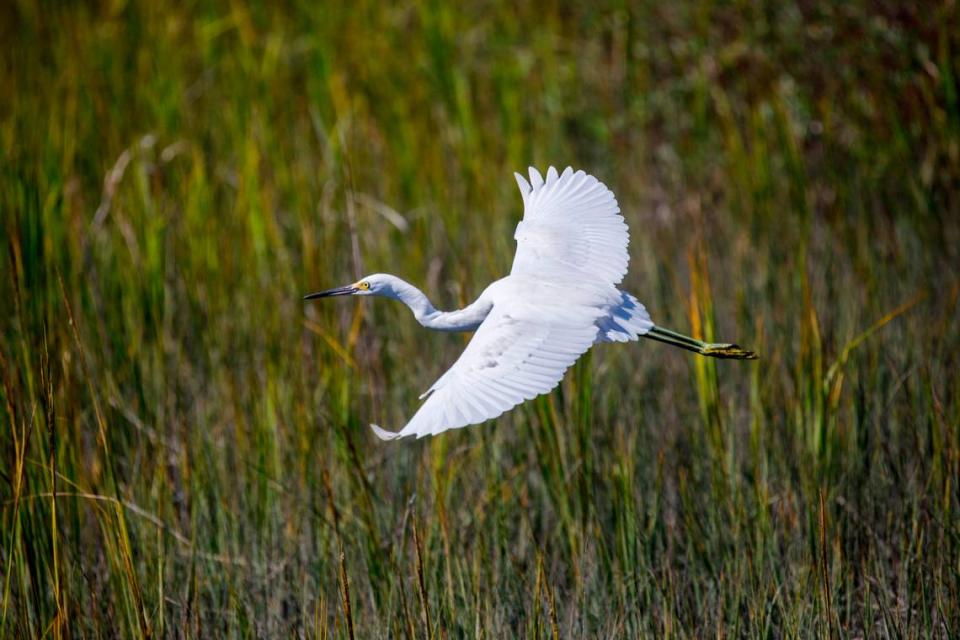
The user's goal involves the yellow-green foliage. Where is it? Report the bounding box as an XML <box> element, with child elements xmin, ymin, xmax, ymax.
<box><xmin>2</xmin><ymin>1</ymin><xmax>958</xmax><ymax>637</ymax></box>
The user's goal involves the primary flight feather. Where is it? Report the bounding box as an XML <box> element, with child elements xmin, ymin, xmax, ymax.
<box><xmin>305</xmin><ymin>167</ymin><xmax>756</xmax><ymax>440</ymax></box>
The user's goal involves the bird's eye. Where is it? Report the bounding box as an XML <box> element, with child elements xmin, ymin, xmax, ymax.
<box><xmin>359</xmin><ymin>282</ymin><xmax>370</xmax><ymax>290</ymax></box>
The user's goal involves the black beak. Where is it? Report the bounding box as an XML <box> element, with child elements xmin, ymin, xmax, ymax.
<box><xmin>303</xmin><ymin>285</ymin><xmax>358</xmax><ymax>300</ymax></box>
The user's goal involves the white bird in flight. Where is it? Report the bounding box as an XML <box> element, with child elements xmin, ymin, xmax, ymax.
<box><xmin>306</xmin><ymin>167</ymin><xmax>756</xmax><ymax>440</ymax></box>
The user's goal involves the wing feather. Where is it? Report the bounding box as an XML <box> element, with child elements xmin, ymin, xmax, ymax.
<box><xmin>511</xmin><ymin>167</ymin><xmax>629</xmax><ymax>286</ymax></box>
<box><xmin>371</xmin><ymin>301</ymin><xmax>601</xmax><ymax>439</ymax></box>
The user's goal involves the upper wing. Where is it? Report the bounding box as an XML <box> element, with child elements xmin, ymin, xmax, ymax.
<box><xmin>371</xmin><ymin>299</ymin><xmax>602</xmax><ymax>440</ymax></box>
<box><xmin>510</xmin><ymin>167</ymin><xmax>629</xmax><ymax>287</ymax></box>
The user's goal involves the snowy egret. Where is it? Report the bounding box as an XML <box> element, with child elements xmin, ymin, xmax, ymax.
<box><xmin>305</xmin><ymin>167</ymin><xmax>756</xmax><ymax>440</ymax></box>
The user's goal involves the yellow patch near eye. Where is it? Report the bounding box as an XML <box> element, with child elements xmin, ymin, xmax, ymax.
<box><xmin>358</xmin><ymin>282</ymin><xmax>370</xmax><ymax>290</ymax></box>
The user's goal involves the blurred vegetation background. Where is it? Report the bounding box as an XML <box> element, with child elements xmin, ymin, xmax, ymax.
<box><xmin>2</xmin><ymin>0</ymin><xmax>959</xmax><ymax>637</ymax></box>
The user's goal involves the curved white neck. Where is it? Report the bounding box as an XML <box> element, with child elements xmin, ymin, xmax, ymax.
<box><xmin>384</xmin><ymin>278</ymin><xmax>438</xmax><ymax>324</ymax></box>
<box><xmin>380</xmin><ymin>276</ymin><xmax>490</xmax><ymax>332</ymax></box>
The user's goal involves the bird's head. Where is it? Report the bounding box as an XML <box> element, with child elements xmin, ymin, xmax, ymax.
<box><xmin>303</xmin><ymin>273</ymin><xmax>394</xmax><ymax>300</ymax></box>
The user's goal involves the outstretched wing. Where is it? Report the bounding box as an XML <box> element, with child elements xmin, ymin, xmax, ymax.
<box><xmin>371</xmin><ymin>299</ymin><xmax>602</xmax><ymax>440</ymax></box>
<box><xmin>511</xmin><ymin>166</ymin><xmax>629</xmax><ymax>287</ymax></box>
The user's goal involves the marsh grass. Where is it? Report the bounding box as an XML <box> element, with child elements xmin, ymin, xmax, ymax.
<box><xmin>2</xmin><ymin>1</ymin><xmax>959</xmax><ymax>637</ymax></box>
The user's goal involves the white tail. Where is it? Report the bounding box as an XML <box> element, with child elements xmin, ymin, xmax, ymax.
<box><xmin>595</xmin><ymin>291</ymin><xmax>654</xmax><ymax>343</ymax></box>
